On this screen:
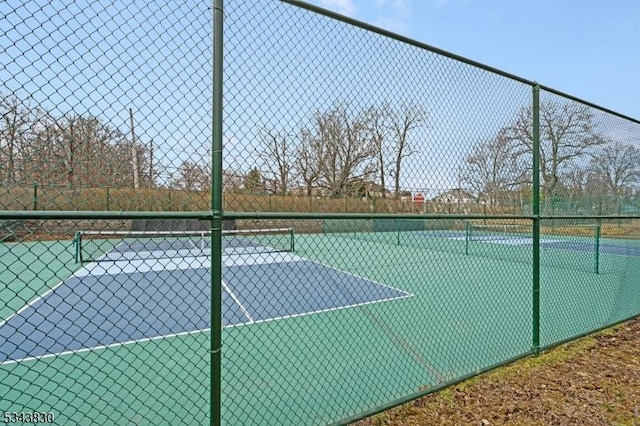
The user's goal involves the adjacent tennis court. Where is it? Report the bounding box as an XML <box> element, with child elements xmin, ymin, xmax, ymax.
<box><xmin>1</xmin><ymin>226</ymin><xmax>639</xmax><ymax>424</ymax></box>
<box><xmin>1</xmin><ymin>229</ymin><xmax>411</xmax><ymax>364</ymax></box>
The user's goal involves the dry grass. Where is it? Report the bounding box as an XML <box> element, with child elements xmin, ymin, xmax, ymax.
<box><xmin>354</xmin><ymin>318</ymin><xmax>640</xmax><ymax>426</ymax></box>
<box><xmin>3</xmin><ymin>184</ymin><xmax>509</xmax><ymax>214</ymax></box>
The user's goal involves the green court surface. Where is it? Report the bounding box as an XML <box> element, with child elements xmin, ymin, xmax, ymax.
<box><xmin>1</xmin><ymin>231</ymin><xmax>639</xmax><ymax>425</ymax></box>
<box><xmin>0</xmin><ymin>240</ymin><xmax>77</xmax><ymax>322</ymax></box>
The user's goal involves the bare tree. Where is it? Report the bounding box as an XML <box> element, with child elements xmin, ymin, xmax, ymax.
<box><xmin>0</xmin><ymin>94</ymin><xmax>31</xmax><ymax>183</ymax></box>
<box><xmin>257</xmin><ymin>127</ymin><xmax>295</xmax><ymax>194</ymax></box>
<box><xmin>20</xmin><ymin>111</ymin><xmax>56</xmax><ymax>184</ymax></box>
<box><xmin>585</xmin><ymin>167</ymin><xmax>614</xmax><ymax>214</ymax></box>
<box><xmin>313</xmin><ymin>105</ymin><xmax>377</xmax><ymax>197</ymax></box>
<box><xmin>388</xmin><ymin>104</ymin><xmax>428</xmax><ymax>198</ymax></box>
<box><xmin>222</xmin><ymin>169</ymin><xmax>244</xmax><ymax>193</ymax></box>
<box><xmin>22</xmin><ymin>114</ymin><xmax>149</xmax><ymax>188</ymax></box>
<box><xmin>506</xmin><ymin>100</ymin><xmax>606</xmax><ymax>212</ymax></box>
<box><xmin>56</xmin><ymin>116</ymin><xmax>143</xmax><ymax>188</ymax></box>
<box><xmin>1</xmin><ymin>93</ymin><xmax>157</xmax><ymax>189</ymax></box>
<box><xmin>169</xmin><ymin>160</ymin><xmax>211</xmax><ymax>191</ymax></box>
<box><xmin>366</xmin><ymin>104</ymin><xmax>391</xmax><ymax>198</ymax></box>
<box><xmin>296</xmin><ymin>127</ymin><xmax>324</xmax><ymax>196</ymax></box>
<box><xmin>461</xmin><ymin>130</ymin><xmax>527</xmax><ymax>207</ymax></box>
<box><xmin>589</xmin><ymin>141</ymin><xmax>640</xmax><ymax>209</ymax></box>
<box><xmin>559</xmin><ymin>163</ymin><xmax>590</xmax><ymax>213</ymax></box>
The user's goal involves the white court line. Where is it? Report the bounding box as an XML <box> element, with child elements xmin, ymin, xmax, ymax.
<box><xmin>221</xmin><ymin>279</ymin><xmax>254</xmax><ymax>324</ymax></box>
<box><xmin>224</xmin><ymin>256</ymin><xmax>414</xmax><ymax>329</ymax></box>
<box><xmin>225</xmin><ymin>292</ymin><xmax>414</xmax><ymax>330</ymax></box>
<box><xmin>76</xmin><ymin>255</ymin><xmax>210</xmax><ymax>277</ymax></box>
<box><xmin>306</xmin><ymin>258</ymin><xmax>414</xmax><ymax>298</ymax></box>
<box><xmin>0</xmin><ymin>250</ymin><xmax>300</xmax><ymax>331</ymax></box>
<box><xmin>0</xmin><ymin>327</ymin><xmax>211</xmax><ymax>366</ymax></box>
<box><xmin>222</xmin><ymin>251</ymin><xmax>305</xmax><ymax>267</ymax></box>
<box><xmin>76</xmin><ymin>250</ymin><xmax>303</xmax><ymax>277</ymax></box>
<box><xmin>0</xmin><ymin>243</ymin><xmax>120</xmax><ymax>330</ymax></box>
<box><xmin>447</xmin><ymin>236</ymin><xmax>562</xmax><ymax>246</ymax></box>
<box><xmin>0</xmin><ymin>279</ymin><xmax>69</xmax><ymax>330</ymax></box>
<box><xmin>2</xmin><ymin>245</ymin><xmax>414</xmax><ymax>364</ymax></box>
<box><xmin>224</xmin><ymin>252</ymin><xmax>413</xmax><ymax>299</ymax></box>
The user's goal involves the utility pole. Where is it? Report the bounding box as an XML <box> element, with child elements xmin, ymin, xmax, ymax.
<box><xmin>129</xmin><ymin>108</ymin><xmax>140</xmax><ymax>189</ymax></box>
<box><xmin>149</xmin><ymin>139</ymin><xmax>154</xmax><ymax>189</ymax></box>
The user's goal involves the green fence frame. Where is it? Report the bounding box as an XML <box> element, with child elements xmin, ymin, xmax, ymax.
<box><xmin>2</xmin><ymin>1</ymin><xmax>640</xmax><ymax>425</ymax></box>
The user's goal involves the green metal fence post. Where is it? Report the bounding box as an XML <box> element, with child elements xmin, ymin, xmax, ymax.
<box><xmin>532</xmin><ymin>83</ymin><xmax>541</xmax><ymax>355</ymax></box>
<box><xmin>211</xmin><ymin>1</ymin><xmax>224</xmax><ymax>426</ymax></box>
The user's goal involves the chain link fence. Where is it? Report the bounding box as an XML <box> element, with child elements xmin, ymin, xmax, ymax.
<box><xmin>1</xmin><ymin>1</ymin><xmax>639</xmax><ymax>425</ymax></box>
<box><xmin>1</xmin><ymin>1</ymin><xmax>213</xmax><ymax>424</ymax></box>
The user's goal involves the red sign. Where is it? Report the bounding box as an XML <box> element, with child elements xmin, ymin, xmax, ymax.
<box><xmin>412</xmin><ymin>193</ymin><xmax>425</xmax><ymax>203</ymax></box>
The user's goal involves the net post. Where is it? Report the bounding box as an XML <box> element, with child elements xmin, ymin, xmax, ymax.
<box><xmin>464</xmin><ymin>221</ymin><xmax>470</xmax><ymax>255</ymax></box>
<box><xmin>290</xmin><ymin>227</ymin><xmax>295</xmax><ymax>252</ymax></box>
<box><xmin>74</xmin><ymin>231</ymin><xmax>82</xmax><ymax>263</ymax></box>
<box><xmin>594</xmin><ymin>224</ymin><xmax>601</xmax><ymax>274</ymax></box>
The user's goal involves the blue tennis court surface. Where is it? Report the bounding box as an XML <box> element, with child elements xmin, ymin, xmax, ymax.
<box><xmin>433</xmin><ymin>230</ymin><xmax>640</xmax><ymax>255</ymax></box>
<box><xmin>0</xmin><ymin>249</ymin><xmax>411</xmax><ymax>364</ymax></box>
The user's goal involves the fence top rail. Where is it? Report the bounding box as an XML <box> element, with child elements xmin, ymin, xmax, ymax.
<box><xmin>281</xmin><ymin>0</ymin><xmax>534</xmax><ymax>87</ymax></box>
<box><xmin>0</xmin><ymin>211</ymin><xmax>214</xmax><ymax>220</ymax></box>
<box><xmin>539</xmin><ymin>85</ymin><xmax>640</xmax><ymax>124</ymax></box>
<box><xmin>224</xmin><ymin>212</ymin><xmax>535</xmax><ymax>220</ymax></box>
<box><xmin>2</xmin><ymin>211</ymin><xmax>639</xmax><ymax>221</ymax></box>
<box><xmin>282</xmin><ymin>0</ymin><xmax>640</xmax><ymax>125</ymax></box>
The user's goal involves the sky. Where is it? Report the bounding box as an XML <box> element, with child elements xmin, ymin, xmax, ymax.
<box><xmin>2</xmin><ymin>0</ymin><xmax>638</xmax><ymax>193</ymax></box>
<box><xmin>305</xmin><ymin>0</ymin><xmax>640</xmax><ymax>120</ymax></box>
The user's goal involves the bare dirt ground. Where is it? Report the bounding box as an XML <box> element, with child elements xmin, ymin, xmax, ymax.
<box><xmin>355</xmin><ymin>317</ymin><xmax>640</xmax><ymax>426</ymax></box>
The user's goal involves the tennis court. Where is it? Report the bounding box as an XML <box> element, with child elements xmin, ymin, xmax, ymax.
<box><xmin>1</xmin><ymin>225</ymin><xmax>639</xmax><ymax>424</ymax></box>
<box><xmin>1</xmin><ymin>229</ymin><xmax>411</xmax><ymax>364</ymax></box>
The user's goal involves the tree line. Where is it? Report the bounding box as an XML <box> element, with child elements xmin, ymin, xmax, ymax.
<box><xmin>461</xmin><ymin>101</ymin><xmax>640</xmax><ymax>213</ymax></box>
<box><xmin>0</xmin><ymin>93</ymin><xmax>152</xmax><ymax>188</ymax></box>
<box><xmin>255</xmin><ymin>102</ymin><xmax>428</xmax><ymax>198</ymax></box>
<box><xmin>254</xmin><ymin>100</ymin><xmax>639</xmax><ymax>213</ymax></box>
<box><xmin>3</xmin><ymin>92</ymin><xmax>638</xmax><ymax>214</ymax></box>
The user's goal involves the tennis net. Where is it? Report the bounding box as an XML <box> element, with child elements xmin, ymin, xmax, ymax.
<box><xmin>465</xmin><ymin>222</ymin><xmax>601</xmax><ymax>273</ymax></box>
<box><xmin>465</xmin><ymin>222</ymin><xmax>600</xmax><ymax>243</ymax></box>
<box><xmin>75</xmin><ymin>228</ymin><xmax>295</xmax><ymax>262</ymax></box>
<box><xmin>466</xmin><ymin>223</ymin><xmax>532</xmax><ymax>242</ymax></box>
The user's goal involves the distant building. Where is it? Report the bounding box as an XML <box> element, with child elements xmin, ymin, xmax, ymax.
<box><xmin>430</xmin><ymin>188</ymin><xmax>477</xmax><ymax>204</ymax></box>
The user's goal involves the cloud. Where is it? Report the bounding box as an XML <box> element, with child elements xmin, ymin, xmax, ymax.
<box><xmin>431</xmin><ymin>0</ymin><xmax>472</xmax><ymax>8</ymax></box>
<box><xmin>374</xmin><ymin>0</ymin><xmax>410</xmax><ymax>34</ymax></box>
<box><xmin>374</xmin><ymin>16</ymin><xmax>408</xmax><ymax>33</ymax></box>
<box><xmin>376</xmin><ymin>0</ymin><xmax>410</xmax><ymax>16</ymax></box>
<box><xmin>318</xmin><ymin>0</ymin><xmax>357</xmax><ymax>16</ymax></box>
